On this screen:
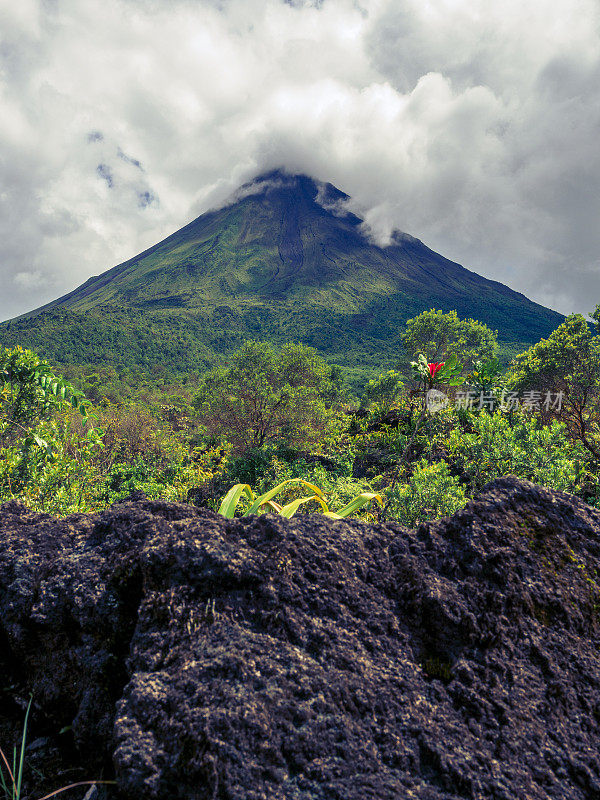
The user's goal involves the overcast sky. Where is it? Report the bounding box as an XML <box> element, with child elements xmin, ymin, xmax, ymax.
<box><xmin>1</xmin><ymin>0</ymin><xmax>599</xmax><ymax>321</ymax></box>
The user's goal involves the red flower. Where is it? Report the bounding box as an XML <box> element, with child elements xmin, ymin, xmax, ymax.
<box><xmin>428</xmin><ymin>362</ymin><xmax>444</xmax><ymax>378</ymax></box>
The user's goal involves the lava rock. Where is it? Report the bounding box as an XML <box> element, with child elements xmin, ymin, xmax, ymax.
<box><xmin>0</xmin><ymin>478</ymin><xmax>599</xmax><ymax>799</ymax></box>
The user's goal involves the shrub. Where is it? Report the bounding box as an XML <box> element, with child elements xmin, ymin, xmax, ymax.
<box><xmin>446</xmin><ymin>409</ymin><xmax>581</xmax><ymax>493</ymax></box>
<box><xmin>386</xmin><ymin>460</ymin><xmax>467</xmax><ymax>527</ymax></box>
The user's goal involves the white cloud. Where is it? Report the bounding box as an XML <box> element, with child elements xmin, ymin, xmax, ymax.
<box><xmin>0</xmin><ymin>0</ymin><xmax>599</xmax><ymax>320</ymax></box>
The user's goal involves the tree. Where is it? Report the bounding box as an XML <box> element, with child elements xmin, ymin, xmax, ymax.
<box><xmin>591</xmin><ymin>303</ymin><xmax>600</xmax><ymax>334</ymax></box>
<box><xmin>0</xmin><ymin>346</ymin><xmax>85</xmax><ymax>448</ymax></box>
<box><xmin>361</xmin><ymin>370</ymin><xmax>404</xmax><ymax>413</ymax></box>
<box><xmin>402</xmin><ymin>309</ymin><xmax>498</xmax><ymax>370</ymax></box>
<box><xmin>193</xmin><ymin>341</ymin><xmax>338</xmax><ymax>452</ymax></box>
<box><xmin>508</xmin><ymin>313</ymin><xmax>600</xmax><ymax>461</ymax></box>
<box><xmin>0</xmin><ymin>346</ymin><xmax>101</xmax><ymax>506</ymax></box>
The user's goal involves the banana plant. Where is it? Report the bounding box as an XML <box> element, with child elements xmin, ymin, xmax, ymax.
<box><xmin>218</xmin><ymin>478</ymin><xmax>382</xmax><ymax>519</ymax></box>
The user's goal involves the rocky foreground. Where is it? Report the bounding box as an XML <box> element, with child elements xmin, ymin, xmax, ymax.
<box><xmin>1</xmin><ymin>477</ymin><xmax>600</xmax><ymax>799</ymax></box>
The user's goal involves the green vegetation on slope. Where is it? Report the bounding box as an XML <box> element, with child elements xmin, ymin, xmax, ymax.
<box><xmin>0</xmin><ymin>308</ymin><xmax>222</xmax><ymax>372</ymax></box>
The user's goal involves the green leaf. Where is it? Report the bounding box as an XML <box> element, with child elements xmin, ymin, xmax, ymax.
<box><xmin>245</xmin><ymin>479</ymin><xmax>325</xmax><ymax>516</ymax></box>
<box><xmin>16</xmin><ymin>696</ymin><xmax>32</xmax><ymax>798</ymax></box>
<box><xmin>324</xmin><ymin>492</ymin><xmax>383</xmax><ymax>519</ymax></box>
<box><xmin>261</xmin><ymin>500</ymin><xmax>283</xmax><ymax>513</ymax></box>
<box><xmin>279</xmin><ymin>495</ymin><xmax>329</xmax><ymax>518</ymax></box>
<box><xmin>218</xmin><ymin>483</ymin><xmax>254</xmax><ymax>518</ymax></box>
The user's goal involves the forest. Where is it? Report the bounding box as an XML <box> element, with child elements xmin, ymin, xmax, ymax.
<box><xmin>1</xmin><ymin>306</ymin><xmax>599</xmax><ymax>523</ymax></box>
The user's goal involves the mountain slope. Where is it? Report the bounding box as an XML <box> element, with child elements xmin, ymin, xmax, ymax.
<box><xmin>1</xmin><ymin>171</ymin><xmax>562</xmax><ymax>371</ymax></box>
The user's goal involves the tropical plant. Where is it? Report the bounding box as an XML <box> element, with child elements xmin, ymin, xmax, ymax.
<box><xmin>218</xmin><ymin>478</ymin><xmax>382</xmax><ymax>519</ymax></box>
<box><xmin>410</xmin><ymin>353</ymin><xmax>465</xmax><ymax>391</ymax></box>
<box><xmin>378</xmin><ymin>354</ymin><xmax>464</xmax><ymax>519</ymax></box>
<box><xmin>0</xmin><ymin>346</ymin><xmax>87</xmax><ymax>448</ymax></box>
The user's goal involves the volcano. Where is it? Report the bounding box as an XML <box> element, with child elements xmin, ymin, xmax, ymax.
<box><xmin>0</xmin><ymin>171</ymin><xmax>562</xmax><ymax>372</ymax></box>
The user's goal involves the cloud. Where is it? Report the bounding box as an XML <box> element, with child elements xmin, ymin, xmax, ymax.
<box><xmin>0</xmin><ymin>0</ymin><xmax>599</xmax><ymax>321</ymax></box>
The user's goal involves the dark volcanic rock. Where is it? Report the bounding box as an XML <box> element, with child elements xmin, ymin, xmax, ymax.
<box><xmin>1</xmin><ymin>478</ymin><xmax>600</xmax><ymax>799</ymax></box>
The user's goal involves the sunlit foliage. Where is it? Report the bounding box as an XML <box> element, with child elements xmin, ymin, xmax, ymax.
<box><xmin>2</xmin><ymin>307</ymin><xmax>600</xmax><ymax>521</ymax></box>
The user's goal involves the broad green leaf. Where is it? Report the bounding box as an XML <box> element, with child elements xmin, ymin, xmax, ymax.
<box><xmin>246</xmin><ymin>479</ymin><xmax>325</xmax><ymax>515</ymax></box>
<box><xmin>218</xmin><ymin>483</ymin><xmax>254</xmax><ymax>518</ymax></box>
<box><xmin>279</xmin><ymin>494</ymin><xmax>329</xmax><ymax>518</ymax></box>
<box><xmin>324</xmin><ymin>492</ymin><xmax>383</xmax><ymax>518</ymax></box>
<box><xmin>262</xmin><ymin>500</ymin><xmax>282</xmax><ymax>513</ymax></box>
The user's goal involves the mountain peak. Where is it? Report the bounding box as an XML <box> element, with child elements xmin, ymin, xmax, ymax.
<box><xmin>230</xmin><ymin>169</ymin><xmax>352</xmax><ymax>214</ymax></box>
<box><xmin>3</xmin><ymin>171</ymin><xmax>563</xmax><ymax>371</ymax></box>
<box><xmin>231</xmin><ymin>170</ymin><xmax>419</xmax><ymax>249</ymax></box>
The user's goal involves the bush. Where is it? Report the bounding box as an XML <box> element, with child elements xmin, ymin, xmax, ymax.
<box><xmin>386</xmin><ymin>460</ymin><xmax>467</xmax><ymax>527</ymax></box>
<box><xmin>446</xmin><ymin>409</ymin><xmax>581</xmax><ymax>493</ymax></box>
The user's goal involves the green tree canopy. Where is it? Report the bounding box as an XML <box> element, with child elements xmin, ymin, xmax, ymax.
<box><xmin>402</xmin><ymin>309</ymin><xmax>498</xmax><ymax>370</ymax></box>
<box><xmin>361</xmin><ymin>370</ymin><xmax>404</xmax><ymax>412</ymax></box>
<box><xmin>0</xmin><ymin>346</ymin><xmax>85</xmax><ymax>447</ymax></box>
<box><xmin>193</xmin><ymin>341</ymin><xmax>339</xmax><ymax>452</ymax></box>
<box><xmin>508</xmin><ymin>312</ymin><xmax>600</xmax><ymax>461</ymax></box>
<box><xmin>591</xmin><ymin>302</ymin><xmax>600</xmax><ymax>333</ymax></box>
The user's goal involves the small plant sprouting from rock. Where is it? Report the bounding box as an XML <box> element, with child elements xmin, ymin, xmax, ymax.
<box><xmin>0</xmin><ymin>697</ymin><xmax>112</xmax><ymax>800</ymax></box>
<box><xmin>423</xmin><ymin>656</ymin><xmax>453</xmax><ymax>684</ymax></box>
